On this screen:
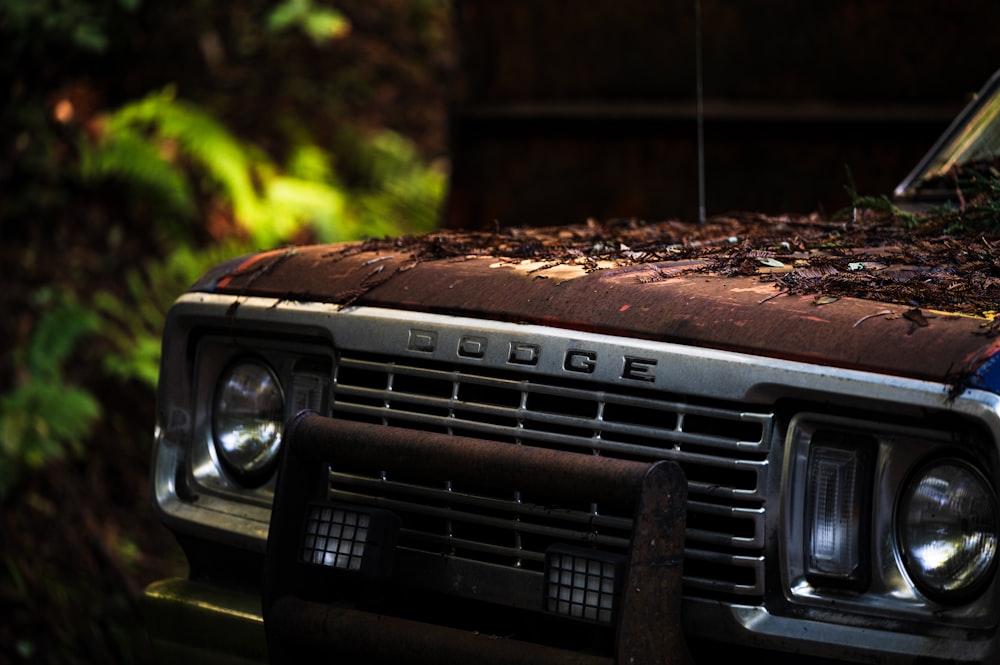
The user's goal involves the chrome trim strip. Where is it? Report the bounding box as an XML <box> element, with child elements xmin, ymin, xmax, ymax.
<box><xmin>162</xmin><ymin>294</ymin><xmax>998</xmax><ymax>413</ymax></box>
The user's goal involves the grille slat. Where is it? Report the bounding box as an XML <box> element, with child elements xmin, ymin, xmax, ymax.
<box><xmin>330</xmin><ymin>353</ymin><xmax>770</xmax><ymax>601</ymax></box>
<box><xmin>340</xmin><ymin>405</ymin><xmax>769</xmax><ymax>459</ymax></box>
<box><xmin>329</xmin><ymin>479</ymin><xmax>634</xmax><ymax>533</ymax></box>
<box><xmin>400</xmin><ymin>533</ymin><xmax>548</xmax><ymax>563</ymax></box>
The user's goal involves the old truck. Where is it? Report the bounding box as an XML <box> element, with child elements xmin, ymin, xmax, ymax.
<box><xmin>141</xmin><ymin>55</ymin><xmax>1000</xmax><ymax>665</ymax></box>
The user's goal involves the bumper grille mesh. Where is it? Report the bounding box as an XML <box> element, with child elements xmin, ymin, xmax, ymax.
<box><xmin>328</xmin><ymin>353</ymin><xmax>769</xmax><ymax>600</ymax></box>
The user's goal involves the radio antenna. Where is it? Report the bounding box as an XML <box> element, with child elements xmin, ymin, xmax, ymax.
<box><xmin>695</xmin><ymin>0</ymin><xmax>706</xmax><ymax>223</ymax></box>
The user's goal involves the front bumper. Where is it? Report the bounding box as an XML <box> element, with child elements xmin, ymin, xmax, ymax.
<box><xmin>145</xmin><ymin>413</ymin><xmax>691</xmax><ymax>665</ymax></box>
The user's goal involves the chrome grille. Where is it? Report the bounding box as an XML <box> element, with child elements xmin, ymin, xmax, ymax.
<box><xmin>328</xmin><ymin>353</ymin><xmax>769</xmax><ymax>600</ymax></box>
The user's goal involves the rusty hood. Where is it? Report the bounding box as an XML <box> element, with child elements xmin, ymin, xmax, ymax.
<box><xmin>192</xmin><ymin>218</ymin><xmax>1000</xmax><ymax>390</ymax></box>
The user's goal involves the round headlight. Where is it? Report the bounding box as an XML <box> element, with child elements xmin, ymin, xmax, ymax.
<box><xmin>897</xmin><ymin>459</ymin><xmax>998</xmax><ymax>602</ymax></box>
<box><xmin>213</xmin><ymin>359</ymin><xmax>285</xmax><ymax>485</ymax></box>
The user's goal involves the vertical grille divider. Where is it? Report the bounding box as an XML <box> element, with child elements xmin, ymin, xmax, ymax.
<box><xmin>446</xmin><ymin>372</ymin><xmax>458</xmax><ymax>555</ymax></box>
<box><xmin>514</xmin><ymin>382</ymin><xmax>528</xmax><ymax>565</ymax></box>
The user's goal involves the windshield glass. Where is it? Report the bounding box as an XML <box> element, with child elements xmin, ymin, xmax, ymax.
<box><xmin>895</xmin><ymin>68</ymin><xmax>1000</xmax><ymax>201</ymax></box>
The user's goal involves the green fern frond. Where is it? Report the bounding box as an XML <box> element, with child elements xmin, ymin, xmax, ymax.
<box><xmin>0</xmin><ymin>296</ymin><xmax>102</xmax><ymax>500</ymax></box>
<box><xmin>345</xmin><ymin>129</ymin><xmax>446</xmax><ymax>236</ymax></box>
<box><xmin>265</xmin><ymin>176</ymin><xmax>350</xmax><ymax>242</ymax></box>
<box><xmin>286</xmin><ymin>143</ymin><xmax>337</xmax><ymax>183</ymax></box>
<box><xmin>79</xmin><ymin>129</ymin><xmax>196</xmax><ymax>219</ymax></box>
<box><xmin>94</xmin><ymin>242</ymin><xmax>252</xmax><ymax>388</ymax></box>
<box><xmin>22</xmin><ymin>298</ymin><xmax>101</xmax><ymax>379</ymax></box>
<box><xmin>91</xmin><ymin>88</ymin><xmax>273</xmax><ymax>243</ymax></box>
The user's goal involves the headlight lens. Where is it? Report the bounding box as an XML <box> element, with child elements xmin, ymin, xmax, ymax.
<box><xmin>898</xmin><ymin>459</ymin><xmax>998</xmax><ymax>602</ymax></box>
<box><xmin>213</xmin><ymin>359</ymin><xmax>285</xmax><ymax>485</ymax></box>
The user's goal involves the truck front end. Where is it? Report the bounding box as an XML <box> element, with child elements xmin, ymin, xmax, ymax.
<box><xmin>143</xmin><ymin>229</ymin><xmax>1000</xmax><ymax>664</ymax></box>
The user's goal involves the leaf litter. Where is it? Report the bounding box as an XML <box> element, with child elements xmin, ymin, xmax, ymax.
<box><xmin>326</xmin><ymin>205</ymin><xmax>1000</xmax><ymax>321</ymax></box>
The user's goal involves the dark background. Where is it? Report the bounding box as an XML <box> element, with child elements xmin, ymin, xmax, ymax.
<box><xmin>447</xmin><ymin>0</ymin><xmax>1000</xmax><ymax>226</ymax></box>
<box><xmin>2</xmin><ymin>1</ymin><xmax>997</xmax><ymax>663</ymax></box>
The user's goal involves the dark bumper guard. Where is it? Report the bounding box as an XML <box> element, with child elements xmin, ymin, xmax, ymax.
<box><xmin>263</xmin><ymin>411</ymin><xmax>691</xmax><ymax>665</ymax></box>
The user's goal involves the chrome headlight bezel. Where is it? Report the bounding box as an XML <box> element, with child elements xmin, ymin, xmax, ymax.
<box><xmin>784</xmin><ymin>412</ymin><xmax>998</xmax><ymax>628</ymax></box>
<box><xmin>186</xmin><ymin>333</ymin><xmax>332</xmax><ymax>503</ymax></box>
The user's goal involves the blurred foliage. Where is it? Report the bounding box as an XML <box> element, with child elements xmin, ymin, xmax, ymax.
<box><xmin>79</xmin><ymin>86</ymin><xmax>347</xmax><ymax>248</ymax></box>
<box><xmin>267</xmin><ymin>0</ymin><xmax>351</xmax><ymax>44</ymax></box>
<box><xmin>0</xmin><ymin>293</ymin><xmax>101</xmax><ymax>501</ymax></box>
<box><xmin>2</xmin><ymin>0</ymin><xmax>449</xmax><ymax>488</ymax></box>
<box><xmin>0</xmin><ymin>0</ymin><xmax>140</xmax><ymax>55</ymax></box>
<box><xmin>1</xmin><ymin>0</ymin><xmax>451</xmax><ymax>661</ymax></box>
